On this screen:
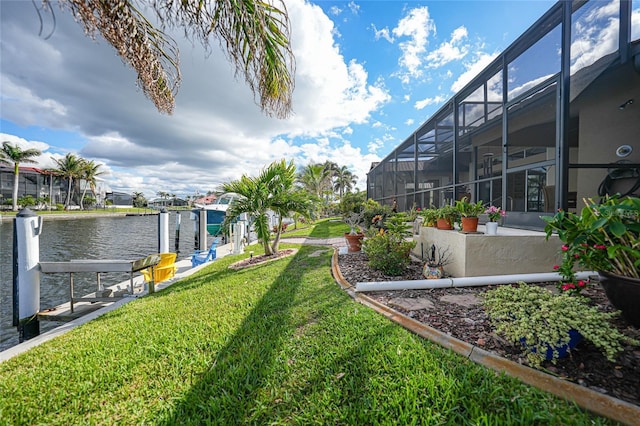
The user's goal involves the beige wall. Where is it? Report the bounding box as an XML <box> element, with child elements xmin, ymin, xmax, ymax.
<box><xmin>573</xmin><ymin>62</ymin><xmax>640</xmax><ymax>205</ymax></box>
<box><xmin>413</xmin><ymin>225</ymin><xmax>563</xmax><ymax>277</ymax></box>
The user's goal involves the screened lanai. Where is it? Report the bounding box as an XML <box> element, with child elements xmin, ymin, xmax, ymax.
<box><xmin>367</xmin><ymin>0</ymin><xmax>640</xmax><ymax>229</ymax></box>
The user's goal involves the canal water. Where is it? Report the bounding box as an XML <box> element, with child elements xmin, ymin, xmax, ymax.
<box><xmin>0</xmin><ymin>212</ymin><xmax>199</xmax><ymax>352</ymax></box>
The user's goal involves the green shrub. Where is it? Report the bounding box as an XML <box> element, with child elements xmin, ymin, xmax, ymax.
<box><xmin>483</xmin><ymin>283</ymin><xmax>636</xmax><ymax>368</ymax></box>
<box><xmin>362</xmin><ymin>213</ymin><xmax>416</xmax><ymax>275</ymax></box>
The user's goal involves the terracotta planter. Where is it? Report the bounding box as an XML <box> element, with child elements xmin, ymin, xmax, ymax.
<box><xmin>436</xmin><ymin>218</ymin><xmax>453</xmax><ymax>230</ymax></box>
<box><xmin>598</xmin><ymin>271</ymin><xmax>640</xmax><ymax>327</ymax></box>
<box><xmin>344</xmin><ymin>232</ymin><xmax>364</xmax><ymax>252</ymax></box>
<box><xmin>460</xmin><ymin>217</ymin><xmax>479</xmax><ymax>233</ymax></box>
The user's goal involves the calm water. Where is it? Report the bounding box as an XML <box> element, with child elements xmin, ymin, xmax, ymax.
<box><xmin>0</xmin><ymin>212</ymin><xmax>199</xmax><ymax>351</ymax></box>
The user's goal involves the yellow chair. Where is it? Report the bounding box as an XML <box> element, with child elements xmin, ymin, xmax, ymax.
<box><xmin>141</xmin><ymin>253</ymin><xmax>177</xmax><ymax>284</ymax></box>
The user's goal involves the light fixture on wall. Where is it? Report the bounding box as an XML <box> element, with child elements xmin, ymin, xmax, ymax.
<box><xmin>616</xmin><ymin>145</ymin><xmax>633</xmax><ymax>158</ymax></box>
<box><xmin>618</xmin><ymin>99</ymin><xmax>634</xmax><ymax>110</ymax></box>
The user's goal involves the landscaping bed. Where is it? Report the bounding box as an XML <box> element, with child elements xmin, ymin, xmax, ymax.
<box><xmin>338</xmin><ymin>251</ymin><xmax>640</xmax><ymax>408</ymax></box>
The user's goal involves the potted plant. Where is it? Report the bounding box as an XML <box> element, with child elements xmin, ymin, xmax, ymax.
<box><xmin>343</xmin><ymin>210</ymin><xmax>365</xmax><ymax>252</ymax></box>
<box><xmin>454</xmin><ymin>197</ymin><xmax>485</xmax><ymax>232</ymax></box>
<box><xmin>484</xmin><ymin>205</ymin><xmax>506</xmax><ymax>235</ymax></box>
<box><xmin>541</xmin><ymin>196</ymin><xmax>640</xmax><ymax>326</ymax></box>
<box><xmin>482</xmin><ymin>283</ymin><xmax>635</xmax><ymax>368</ymax></box>
<box><xmin>420</xmin><ymin>207</ymin><xmax>439</xmax><ymax>227</ymax></box>
<box><xmin>436</xmin><ymin>205</ymin><xmax>459</xmax><ymax>230</ymax></box>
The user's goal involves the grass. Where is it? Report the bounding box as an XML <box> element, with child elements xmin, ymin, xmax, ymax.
<box><xmin>0</xmin><ymin>244</ymin><xmax>613</xmax><ymax>424</ymax></box>
<box><xmin>283</xmin><ymin>217</ymin><xmax>350</xmax><ymax>238</ymax></box>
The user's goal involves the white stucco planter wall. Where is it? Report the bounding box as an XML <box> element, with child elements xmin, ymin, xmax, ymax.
<box><xmin>412</xmin><ymin>225</ymin><xmax>563</xmax><ymax>277</ymax></box>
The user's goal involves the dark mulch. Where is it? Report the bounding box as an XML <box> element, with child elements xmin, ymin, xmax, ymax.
<box><xmin>338</xmin><ymin>251</ymin><xmax>640</xmax><ymax>408</ymax></box>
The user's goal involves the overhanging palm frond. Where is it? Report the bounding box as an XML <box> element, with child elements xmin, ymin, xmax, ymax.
<box><xmin>55</xmin><ymin>0</ymin><xmax>294</xmax><ymax>118</ymax></box>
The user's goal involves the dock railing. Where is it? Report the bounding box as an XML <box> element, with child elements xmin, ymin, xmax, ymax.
<box><xmin>39</xmin><ymin>254</ymin><xmax>162</xmax><ymax>313</ymax></box>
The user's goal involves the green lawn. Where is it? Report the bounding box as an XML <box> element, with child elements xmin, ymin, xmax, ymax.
<box><xmin>0</xmin><ymin>244</ymin><xmax>612</xmax><ymax>425</ymax></box>
<box><xmin>283</xmin><ymin>217</ymin><xmax>350</xmax><ymax>238</ymax></box>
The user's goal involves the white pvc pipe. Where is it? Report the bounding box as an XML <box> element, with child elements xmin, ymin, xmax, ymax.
<box><xmin>355</xmin><ymin>271</ymin><xmax>598</xmax><ymax>292</ymax></box>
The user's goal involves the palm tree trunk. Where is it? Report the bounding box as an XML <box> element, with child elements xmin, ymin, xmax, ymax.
<box><xmin>80</xmin><ymin>184</ymin><xmax>88</xmax><ymax>209</ymax></box>
<box><xmin>65</xmin><ymin>178</ymin><xmax>73</xmax><ymax>209</ymax></box>
<box><xmin>271</xmin><ymin>218</ymin><xmax>284</xmax><ymax>254</ymax></box>
<box><xmin>12</xmin><ymin>164</ymin><xmax>19</xmax><ymax>211</ymax></box>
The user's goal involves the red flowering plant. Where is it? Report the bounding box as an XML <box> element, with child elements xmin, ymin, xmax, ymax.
<box><xmin>542</xmin><ymin>195</ymin><xmax>640</xmax><ymax>295</ymax></box>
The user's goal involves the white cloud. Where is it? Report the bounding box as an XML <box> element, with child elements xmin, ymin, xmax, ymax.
<box><xmin>405</xmin><ymin>118</ymin><xmax>415</xmax><ymax>126</ymax></box>
<box><xmin>372</xmin><ymin>24</ymin><xmax>394</xmax><ymax>43</ymax></box>
<box><xmin>414</xmin><ymin>95</ymin><xmax>447</xmax><ymax>110</ymax></box>
<box><xmin>0</xmin><ymin>0</ymin><xmax>389</xmax><ymax>198</ymax></box>
<box><xmin>425</xmin><ymin>26</ymin><xmax>469</xmax><ymax>68</ymax></box>
<box><xmin>392</xmin><ymin>7</ymin><xmax>436</xmax><ymax>84</ymax></box>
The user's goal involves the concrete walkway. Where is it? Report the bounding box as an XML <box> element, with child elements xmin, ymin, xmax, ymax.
<box><xmin>1</xmin><ymin>236</ymin><xmax>346</xmax><ymax>362</ymax></box>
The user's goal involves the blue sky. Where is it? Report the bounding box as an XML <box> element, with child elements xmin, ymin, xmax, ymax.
<box><xmin>1</xmin><ymin>0</ymin><xmax>556</xmax><ymax>199</ymax></box>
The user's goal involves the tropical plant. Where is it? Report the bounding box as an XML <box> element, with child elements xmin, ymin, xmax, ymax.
<box><xmin>338</xmin><ymin>190</ymin><xmax>366</xmax><ymax>217</ymax></box>
<box><xmin>420</xmin><ymin>207</ymin><xmax>439</xmax><ymax>226</ymax></box>
<box><xmin>362</xmin><ymin>213</ymin><xmax>416</xmax><ymax>275</ymax></box>
<box><xmin>436</xmin><ymin>205</ymin><xmax>460</xmax><ymax>223</ymax></box>
<box><xmin>79</xmin><ymin>159</ymin><xmax>103</xmax><ymax>209</ymax></box>
<box><xmin>485</xmin><ymin>205</ymin><xmax>507</xmax><ymax>222</ymax></box>
<box><xmin>1</xmin><ymin>141</ymin><xmax>42</xmax><ymax>211</ymax></box>
<box><xmin>542</xmin><ymin>196</ymin><xmax>640</xmax><ymax>294</ymax></box>
<box><xmin>483</xmin><ymin>283</ymin><xmax>635</xmax><ymax>368</ymax></box>
<box><xmin>17</xmin><ymin>195</ymin><xmax>37</xmax><ymax>208</ymax></box>
<box><xmin>343</xmin><ymin>210</ymin><xmax>365</xmax><ymax>235</ymax></box>
<box><xmin>222</xmin><ymin>159</ymin><xmax>310</xmax><ymax>255</ymax></box>
<box><xmin>43</xmin><ymin>0</ymin><xmax>294</xmax><ymax>118</ymax></box>
<box><xmin>297</xmin><ymin>163</ymin><xmax>330</xmax><ymax>212</ymax></box>
<box><xmin>333</xmin><ymin>165</ymin><xmax>357</xmax><ymax>199</ymax></box>
<box><xmin>132</xmin><ymin>191</ymin><xmax>147</xmax><ymax>208</ymax></box>
<box><xmin>455</xmin><ymin>197</ymin><xmax>485</xmax><ymax>218</ymax></box>
<box><xmin>51</xmin><ymin>153</ymin><xmax>83</xmax><ymax>209</ymax></box>
<box><xmin>362</xmin><ymin>198</ymin><xmax>391</xmax><ymax>229</ymax></box>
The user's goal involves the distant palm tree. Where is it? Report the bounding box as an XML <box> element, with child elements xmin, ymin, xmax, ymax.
<box><xmin>1</xmin><ymin>141</ymin><xmax>42</xmax><ymax>211</ymax></box>
<box><xmin>52</xmin><ymin>153</ymin><xmax>83</xmax><ymax>209</ymax></box>
<box><xmin>222</xmin><ymin>159</ymin><xmax>310</xmax><ymax>255</ymax></box>
<box><xmin>297</xmin><ymin>163</ymin><xmax>331</xmax><ymax>200</ymax></box>
<box><xmin>333</xmin><ymin>166</ymin><xmax>357</xmax><ymax>199</ymax></box>
<box><xmin>47</xmin><ymin>0</ymin><xmax>294</xmax><ymax>118</ymax></box>
<box><xmin>79</xmin><ymin>159</ymin><xmax>103</xmax><ymax>209</ymax></box>
<box><xmin>132</xmin><ymin>191</ymin><xmax>147</xmax><ymax>208</ymax></box>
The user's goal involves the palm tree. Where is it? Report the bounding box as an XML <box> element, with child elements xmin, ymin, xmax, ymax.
<box><xmin>333</xmin><ymin>166</ymin><xmax>357</xmax><ymax>200</ymax></box>
<box><xmin>222</xmin><ymin>159</ymin><xmax>310</xmax><ymax>255</ymax></box>
<box><xmin>1</xmin><ymin>141</ymin><xmax>42</xmax><ymax>211</ymax></box>
<box><xmin>52</xmin><ymin>153</ymin><xmax>83</xmax><ymax>209</ymax></box>
<box><xmin>132</xmin><ymin>191</ymin><xmax>146</xmax><ymax>208</ymax></box>
<box><xmin>78</xmin><ymin>159</ymin><xmax>103</xmax><ymax>209</ymax></box>
<box><xmin>297</xmin><ymin>163</ymin><xmax>331</xmax><ymax>200</ymax></box>
<box><xmin>48</xmin><ymin>0</ymin><xmax>294</xmax><ymax>118</ymax></box>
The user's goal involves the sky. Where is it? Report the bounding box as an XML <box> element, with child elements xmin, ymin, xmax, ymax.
<box><xmin>0</xmin><ymin>0</ymin><xmax>557</xmax><ymax>200</ymax></box>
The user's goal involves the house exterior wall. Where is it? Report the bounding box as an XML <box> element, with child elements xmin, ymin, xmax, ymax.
<box><xmin>367</xmin><ymin>0</ymin><xmax>640</xmax><ymax>230</ymax></box>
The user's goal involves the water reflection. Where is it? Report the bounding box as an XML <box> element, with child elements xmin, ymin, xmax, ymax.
<box><xmin>0</xmin><ymin>212</ymin><xmax>197</xmax><ymax>351</ymax></box>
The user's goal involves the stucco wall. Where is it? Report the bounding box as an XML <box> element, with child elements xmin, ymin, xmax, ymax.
<box><xmin>412</xmin><ymin>225</ymin><xmax>563</xmax><ymax>277</ymax></box>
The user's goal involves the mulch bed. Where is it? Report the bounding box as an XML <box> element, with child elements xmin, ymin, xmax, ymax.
<box><xmin>337</xmin><ymin>251</ymin><xmax>640</xmax><ymax>408</ymax></box>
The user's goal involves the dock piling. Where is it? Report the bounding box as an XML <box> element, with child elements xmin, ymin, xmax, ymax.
<box><xmin>13</xmin><ymin>208</ymin><xmax>42</xmax><ymax>341</ymax></box>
